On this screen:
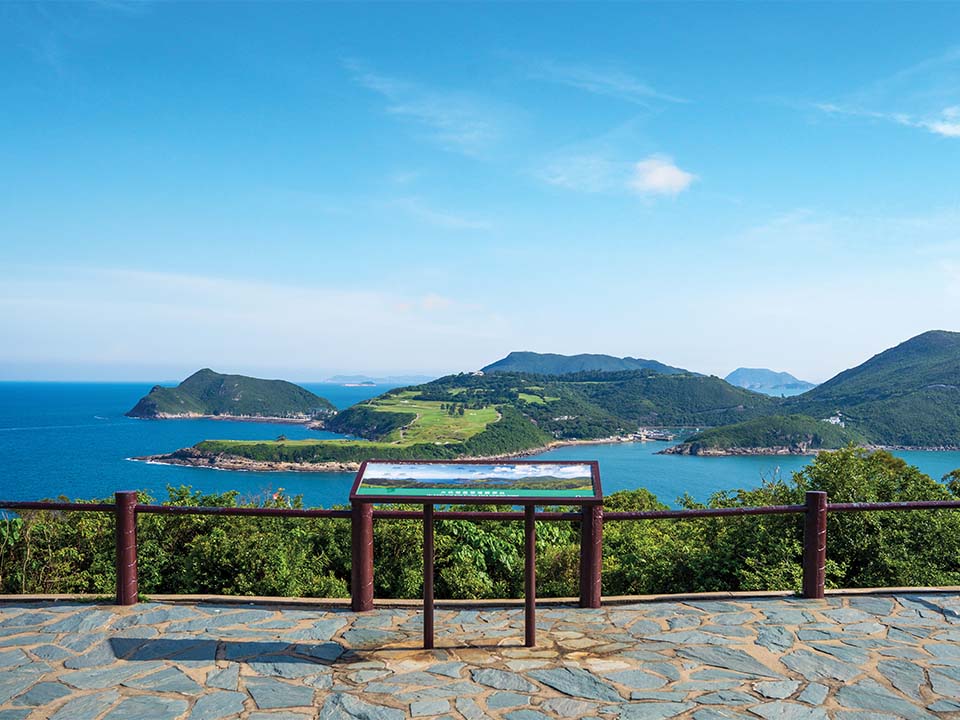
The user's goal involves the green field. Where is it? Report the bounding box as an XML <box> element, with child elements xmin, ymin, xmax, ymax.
<box><xmin>363</xmin><ymin>390</ymin><xmax>499</xmax><ymax>444</ymax></box>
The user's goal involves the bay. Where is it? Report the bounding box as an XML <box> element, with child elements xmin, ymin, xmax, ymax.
<box><xmin>1</xmin><ymin>383</ymin><xmax>958</xmax><ymax>507</ymax></box>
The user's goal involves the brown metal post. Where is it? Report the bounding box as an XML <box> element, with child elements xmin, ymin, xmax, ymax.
<box><xmin>115</xmin><ymin>491</ymin><xmax>139</xmax><ymax>606</ymax></box>
<box><xmin>423</xmin><ymin>503</ymin><xmax>434</xmax><ymax>649</ymax></box>
<box><xmin>586</xmin><ymin>504</ymin><xmax>603</xmax><ymax>608</ymax></box>
<box><xmin>802</xmin><ymin>491</ymin><xmax>827</xmax><ymax>599</ymax></box>
<box><xmin>524</xmin><ymin>504</ymin><xmax>536</xmax><ymax>647</ymax></box>
<box><xmin>351</xmin><ymin>502</ymin><xmax>374</xmax><ymax>612</ymax></box>
<box><xmin>579</xmin><ymin>506</ymin><xmax>591</xmax><ymax>607</ymax></box>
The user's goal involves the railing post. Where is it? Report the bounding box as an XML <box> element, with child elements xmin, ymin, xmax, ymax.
<box><xmin>114</xmin><ymin>491</ymin><xmax>139</xmax><ymax>606</ymax></box>
<box><xmin>579</xmin><ymin>505</ymin><xmax>603</xmax><ymax>608</ymax></box>
<box><xmin>423</xmin><ymin>503</ymin><xmax>434</xmax><ymax>649</ymax></box>
<box><xmin>524</xmin><ymin>504</ymin><xmax>536</xmax><ymax>647</ymax></box>
<box><xmin>802</xmin><ymin>491</ymin><xmax>827</xmax><ymax>599</ymax></box>
<box><xmin>351</xmin><ymin>501</ymin><xmax>374</xmax><ymax>612</ymax></box>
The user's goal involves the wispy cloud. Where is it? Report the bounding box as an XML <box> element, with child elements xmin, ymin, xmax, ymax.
<box><xmin>389</xmin><ymin>197</ymin><xmax>491</xmax><ymax>231</ymax></box>
<box><xmin>345</xmin><ymin>60</ymin><xmax>509</xmax><ymax>156</ymax></box>
<box><xmin>527</xmin><ymin>58</ymin><xmax>688</xmax><ymax>105</ymax></box>
<box><xmin>539</xmin><ymin>152</ymin><xmax>696</xmax><ymax>197</ymax></box>
<box><xmin>812</xmin><ymin>46</ymin><xmax>960</xmax><ymax>138</ymax></box>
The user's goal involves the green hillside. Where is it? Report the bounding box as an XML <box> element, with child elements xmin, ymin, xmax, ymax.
<box><xmin>127</xmin><ymin>369</ymin><xmax>336</xmax><ymax>419</ymax></box>
<box><xmin>482</xmin><ymin>351</ymin><xmax>690</xmax><ymax>376</ymax></box>
<box><xmin>783</xmin><ymin>330</ymin><xmax>960</xmax><ymax>446</ymax></box>
<box><xmin>670</xmin><ymin>330</ymin><xmax>960</xmax><ymax>450</ymax></box>
<box><xmin>664</xmin><ymin>414</ymin><xmax>865</xmax><ymax>455</ymax></box>
<box><xmin>163</xmin><ymin>368</ymin><xmax>776</xmax><ymax>465</ymax></box>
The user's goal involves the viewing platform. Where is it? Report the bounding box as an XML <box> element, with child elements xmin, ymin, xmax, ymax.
<box><xmin>2</xmin><ymin>591</ymin><xmax>960</xmax><ymax>719</ymax></box>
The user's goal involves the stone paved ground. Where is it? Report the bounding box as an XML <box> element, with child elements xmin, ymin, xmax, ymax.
<box><xmin>1</xmin><ymin>593</ymin><xmax>960</xmax><ymax>719</ymax></box>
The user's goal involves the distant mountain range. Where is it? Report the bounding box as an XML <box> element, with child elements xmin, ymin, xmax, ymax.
<box><xmin>482</xmin><ymin>351</ymin><xmax>689</xmax><ymax>376</ymax></box>
<box><xmin>724</xmin><ymin>368</ymin><xmax>817</xmax><ymax>397</ymax></box>
<box><xmin>127</xmin><ymin>369</ymin><xmax>336</xmax><ymax>419</ymax></box>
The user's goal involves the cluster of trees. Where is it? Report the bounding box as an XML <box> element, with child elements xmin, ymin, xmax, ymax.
<box><xmin>3</xmin><ymin>448</ymin><xmax>960</xmax><ymax>598</ymax></box>
<box><xmin>440</xmin><ymin>403</ymin><xmax>466</xmax><ymax>416</ymax></box>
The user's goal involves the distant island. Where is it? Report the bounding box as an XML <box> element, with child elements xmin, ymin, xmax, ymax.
<box><xmin>724</xmin><ymin>367</ymin><xmax>817</xmax><ymax>397</ymax></box>
<box><xmin>136</xmin><ymin>330</ymin><xmax>960</xmax><ymax>469</ymax></box>
<box><xmin>126</xmin><ymin>369</ymin><xmax>336</xmax><ymax>422</ymax></box>
<box><xmin>325</xmin><ymin>374</ymin><xmax>437</xmax><ymax>385</ymax></box>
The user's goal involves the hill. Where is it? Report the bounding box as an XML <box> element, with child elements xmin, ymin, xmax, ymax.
<box><xmin>126</xmin><ymin>369</ymin><xmax>336</xmax><ymax>420</ymax></box>
<box><xmin>675</xmin><ymin>330</ymin><xmax>960</xmax><ymax>451</ymax></box>
<box><xmin>783</xmin><ymin>330</ymin><xmax>960</xmax><ymax>446</ymax></box>
<box><xmin>725</xmin><ymin>368</ymin><xmax>817</xmax><ymax>397</ymax></box>
<box><xmin>142</xmin><ymin>368</ymin><xmax>775</xmax><ymax>469</ymax></box>
<box><xmin>482</xmin><ymin>351</ymin><xmax>689</xmax><ymax>376</ymax></box>
<box><xmin>662</xmin><ymin>414</ymin><xmax>865</xmax><ymax>455</ymax></box>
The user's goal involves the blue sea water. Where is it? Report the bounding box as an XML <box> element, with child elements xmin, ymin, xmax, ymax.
<box><xmin>1</xmin><ymin>383</ymin><xmax>959</xmax><ymax>507</ymax></box>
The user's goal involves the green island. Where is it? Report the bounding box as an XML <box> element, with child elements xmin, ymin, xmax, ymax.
<box><xmin>7</xmin><ymin>448</ymin><xmax>960</xmax><ymax>599</ymax></box>
<box><xmin>140</xmin><ymin>369</ymin><xmax>775</xmax><ymax>469</ymax></box>
<box><xmin>138</xmin><ymin>329</ymin><xmax>960</xmax><ymax>466</ymax></box>
<box><xmin>126</xmin><ymin>368</ymin><xmax>336</xmax><ymax>420</ymax></box>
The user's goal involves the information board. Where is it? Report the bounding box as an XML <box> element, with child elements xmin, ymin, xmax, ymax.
<box><xmin>350</xmin><ymin>460</ymin><xmax>602</xmax><ymax>504</ymax></box>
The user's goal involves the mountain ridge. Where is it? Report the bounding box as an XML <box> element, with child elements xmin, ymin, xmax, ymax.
<box><xmin>482</xmin><ymin>351</ymin><xmax>690</xmax><ymax>376</ymax></box>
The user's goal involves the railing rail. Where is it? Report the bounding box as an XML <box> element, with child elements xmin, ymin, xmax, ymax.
<box><xmin>3</xmin><ymin>490</ymin><xmax>960</xmax><ymax>607</ymax></box>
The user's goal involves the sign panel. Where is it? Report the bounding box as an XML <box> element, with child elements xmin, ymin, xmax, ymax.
<box><xmin>352</xmin><ymin>461</ymin><xmax>599</xmax><ymax>501</ymax></box>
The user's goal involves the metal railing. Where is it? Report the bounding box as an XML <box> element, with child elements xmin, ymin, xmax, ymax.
<box><xmin>3</xmin><ymin>490</ymin><xmax>960</xmax><ymax>608</ymax></box>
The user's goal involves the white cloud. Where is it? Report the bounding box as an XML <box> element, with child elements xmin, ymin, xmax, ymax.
<box><xmin>538</xmin><ymin>152</ymin><xmax>697</xmax><ymax>197</ymax></box>
<box><xmin>345</xmin><ymin>60</ymin><xmax>508</xmax><ymax>156</ymax></box>
<box><xmin>629</xmin><ymin>155</ymin><xmax>697</xmax><ymax>196</ymax></box>
<box><xmin>528</xmin><ymin>59</ymin><xmax>688</xmax><ymax>105</ymax></box>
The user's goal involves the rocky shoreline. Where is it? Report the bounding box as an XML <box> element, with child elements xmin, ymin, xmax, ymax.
<box><xmin>132</xmin><ymin>435</ymin><xmax>649</xmax><ymax>473</ymax></box>
<box><xmin>660</xmin><ymin>443</ymin><xmax>960</xmax><ymax>457</ymax></box>
<box><xmin>131</xmin><ymin>413</ymin><xmax>328</xmax><ymax>430</ymax></box>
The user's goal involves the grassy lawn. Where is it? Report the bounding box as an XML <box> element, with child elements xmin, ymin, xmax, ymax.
<box><xmin>366</xmin><ymin>391</ymin><xmax>499</xmax><ymax>444</ymax></box>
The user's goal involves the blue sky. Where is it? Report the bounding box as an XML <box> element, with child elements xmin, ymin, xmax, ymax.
<box><xmin>1</xmin><ymin>2</ymin><xmax>958</xmax><ymax>382</ymax></box>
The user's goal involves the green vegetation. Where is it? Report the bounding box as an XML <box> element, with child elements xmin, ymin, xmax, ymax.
<box><xmin>195</xmin><ymin>406</ymin><xmax>551</xmax><ymax>463</ymax></box>
<box><xmin>127</xmin><ymin>369</ymin><xmax>335</xmax><ymax>419</ymax></box>
<box><xmin>667</xmin><ymin>415</ymin><xmax>865</xmax><ymax>455</ymax></box>
<box><xmin>482</xmin><ymin>351</ymin><xmax>689</xmax><ymax>376</ymax></box>
<box><xmin>6</xmin><ymin>449</ymin><xmax>960</xmax><ymax>598</ymax></box>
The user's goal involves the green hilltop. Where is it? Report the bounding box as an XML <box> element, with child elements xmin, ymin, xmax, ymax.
<box><xmin>481</xmin><ymin>351</ymin><xmax>690</xmax><ymax>376</ymax></box>
<box><xmin>127</xmin><ymin>369</ymin><xmax>336</xmax><ymax>419</ymax></box>
<box><xmin>671</xmin><ymin>330</ymin><xmax>960</xmax><ymax>453</ymax></box>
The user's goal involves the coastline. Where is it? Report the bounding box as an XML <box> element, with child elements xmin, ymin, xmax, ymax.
<box><xmin>129</xmin><ymin>413</ymin><xmax>328</xmax><ymax>429</ymax></box>
<box><xmin>131</xmin><ymin>434</ymin><xmax>653</xmax><ymax>474</ymax></box>
<box><xmin>659</xmin><ymin>443</ymin><xmax>960</xmax><ymax>457</ymax></box>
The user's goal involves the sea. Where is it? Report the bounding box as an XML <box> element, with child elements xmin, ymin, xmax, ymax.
<box><xmin>2</xmin><ymin>382</ymin><xmax>960</xmax><ymax>508</ymax></box>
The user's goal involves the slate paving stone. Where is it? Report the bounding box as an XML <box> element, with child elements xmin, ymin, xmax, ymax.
<box><xmin>835</xmin><ymin>679</ymin><xmax>936</xmax><ymax>720</ymax></box>
<box><xmin>318</xmin><ymin>693</ymin><xmax>405</xmax><ymax>720</ymax></box>
<box><xmin>411</xmin><ymin>699</ymin><xmax>451</xmax><ymax>716</ymax></box>
<box><xmin>693</xmin><ymin>709</ymin><xmax>752</xmax><ymax>719</ymax></box>
<box><xmin>0</xmin><ymin>710</ymin><xmax>31</xmax><ymax>720</ymax></box>
<box><xmin>207</xmin><ymin>664</ymin><xmax>240</xmax><ymax>691</ymax></box>
<box><xmin>471</xmin><ymin>668</ymin><xmax>539</xmax><ymax>692</ymax></box>
<box><xmin>797</xmin><ymin>683</ymin><xmax>829</xmax><ymax>705</ymax></box>
<box><xmin>428</xmin><ymin>661</ymin><xmax>466</xmax><ymax>678</ymax></box>
<box><xmin>60</xmin><ymin>660</ymin><xmax>166</xmax><ymax>689</ymax></box>
<box><xmin>486</xmin><ymin>691</ymin><xmax>530</xmax><ymax>709</ymax></box>
<box><xmin>245</xmin><ymin>677</ymin><xmax>315</xmax><ymax>709</ymax></box>
<box><xmin>48</xmin><ymin>690</ymin><xmax>121</xmax><ymax>720</ymax></box>
<box><xmin>750</xmin><ymin>702</ymin><xmax>829</xmax><ymax>719</ymax></box>
<box><xmin>695</xmin><ymin>690</ymin><xmax>756</xmax><ymax>705</ymax></box>
<box><xmin>122</xmin><ymin>665</ymin><xmax>203</xmax><ymax>694</ymax></box>
<box><xmin>754</xmin><ymin>680</ymin><xmax>800</xmax><ymax>699</ymax></box>
<box><xmin>781</xmin><ymin>649</ymin><xmax>861</xmax><ymax>681</ymax></box>
<box><xmin>528</xmin><ymin>667</ymin><xmax>622</xmax><ymax>701</ymax></box>
<box><xmin>677</xmin><ymin>646</ymin><xmax>781</xmax><ymax>678</ymax></box>
<box><xmin>248</xmin><ymin>653</ymin><xmax>327</xmax><ymax>679</ymax></box>
<box><xmin>616</xmin><ymin>701</ymin><xmax>695</xmax><ymax>719</ymax></box>
<box><xmin>187</xmin><ymin>691</ymin><xmax>247</xmax><ymax>720</ymax></box>
<box><xmin>101</xmin><ymin>695</ymin><xmax>189</xmax><ymax>720</ymax></box>
<box><xmin>877</xmin><ymin>659</ymin><xmax>926</xmax><ymax>700</ymax></box>
<box><xmin>10</xmin><ymin>681</ymin><xmax>71</xmax><ymax>706</ymax></box>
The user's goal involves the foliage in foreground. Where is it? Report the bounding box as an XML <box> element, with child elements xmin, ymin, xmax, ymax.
<box><xmin>2</xmin><ymin>448</ymin><xmax>960</xmax><ymax>598</ymax></box>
